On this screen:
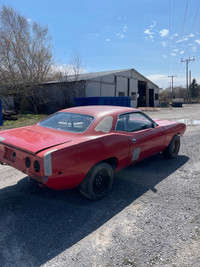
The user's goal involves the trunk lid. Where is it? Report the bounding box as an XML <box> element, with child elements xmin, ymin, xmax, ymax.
<box><xmin>0</xmin><ymin>125</ymin><xmax>72</xmax><ymax>154</ymax></box>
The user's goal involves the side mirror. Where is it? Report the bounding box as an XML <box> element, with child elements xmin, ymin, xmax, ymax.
<box><xmin>151</xmin><ymin>122</ymin><xmax>157</xmax><ymax>128</ymax></box>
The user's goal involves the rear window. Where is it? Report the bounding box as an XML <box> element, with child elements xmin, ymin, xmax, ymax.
<box><xmin>39</xmin><ymin>112</ymin><xmax>94</xmax><ymax>133</ymax></box>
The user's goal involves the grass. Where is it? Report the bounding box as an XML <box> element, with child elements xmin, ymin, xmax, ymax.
<box><xmin>0</xmin><ymin>113</ymin><xmax>47</xmax><ymax>130</ymax></box>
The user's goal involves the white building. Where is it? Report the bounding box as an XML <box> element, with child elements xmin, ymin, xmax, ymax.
<box><xmin>67</xmin><ymin>68</ymin><xmax>159</xmax><ymax>108</ymax></box>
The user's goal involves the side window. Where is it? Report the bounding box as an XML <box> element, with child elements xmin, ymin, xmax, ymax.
<box><xmin>116</xmin><ymin>113</ymin><xmax>154</xmax><ymax>132</ymax></box>
<box><xmin>115</xmin><ymin>115</ymin><xmax>126</xmax><ymax>131</ymax></box>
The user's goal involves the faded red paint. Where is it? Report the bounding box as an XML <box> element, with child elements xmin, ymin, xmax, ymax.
<box><xmin>0</xmin><ymin>106</ymin><xmax>186</xmax><ymax>190</ymax></box>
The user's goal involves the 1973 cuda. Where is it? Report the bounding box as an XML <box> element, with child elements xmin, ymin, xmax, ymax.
<box><xmin>0</xmin><ymin>106</ymin><xmax>186</xmax><ymax>200</ymax></box>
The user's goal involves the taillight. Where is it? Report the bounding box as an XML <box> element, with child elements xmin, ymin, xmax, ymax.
<box><xmin>34</xmin><ymin>160</ymin><xmax>40</xmax><ymax>172</ymax></box>
<box><xmin>25</xmin><ymin>157</ymin><xmax>31</xmax><ymax>168</ymax></box>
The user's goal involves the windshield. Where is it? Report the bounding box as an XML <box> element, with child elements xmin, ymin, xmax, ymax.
<box><xmin>39</xmin><ymin>112</ymin><xmax>94</xmax><ymax>133</ymax></box>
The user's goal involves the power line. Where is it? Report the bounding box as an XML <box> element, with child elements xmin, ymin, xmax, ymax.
<box><xmin>181</xmin><ymin>0</ymin><xmax>189</xmax><ymax>36</ymax></box>
<box><xmin>191</xmin><ymin>0</ymin><xmax>200</xmax><ymax>32</ymax></box>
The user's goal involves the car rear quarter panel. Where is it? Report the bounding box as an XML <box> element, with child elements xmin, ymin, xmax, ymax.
<box><xmin>40</xmin><ymin>133</ymin><xmax>129</xmax><ymax>190</ymax></box>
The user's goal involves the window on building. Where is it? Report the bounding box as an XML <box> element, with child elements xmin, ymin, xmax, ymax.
<box><xmin>118</xmin><ymin>92</ymin><xmax>125</xmax><ymax>97</ymax></box>
<box><xmin>155</xmin><ymin>93</ymin><xmax>159</xmax><ymax>100</ymax></box>
<box><xmin>131</xmin><ymin>92</ymin><xmax>137</xmax><ymax>100</ymax></box>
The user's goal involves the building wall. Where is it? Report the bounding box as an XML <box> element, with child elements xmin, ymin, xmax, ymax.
<box><xmin>86</xmin><ymin>75</ymin><xmax>115</xmax><ymax>97</ymax></box>
<box><xmin>85</xmin><ymin>70</ymin><xmax>159</xmax><ymax>107</ymax></box>
<box><xmin>154</xmin><ymin>87</ymin><xmax>159</xmax><ymax>107</ymax></box>
<box><xmin>130</xmin><ymin>79</ymin><xmax>138</xmax><ymax>108</ymax></box>
<box><xmin>39</xmin><ymin>69</ymin><xmax>159</xmax><ymax>113</ymax></box>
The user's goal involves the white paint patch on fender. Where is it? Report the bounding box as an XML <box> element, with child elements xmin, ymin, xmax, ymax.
<box><xmin>43</xmin><ymin>149</ymin><xmax>57</xmax><ymax>176</ymax></box>
<box><xmin>131</xmin><ymin>148</ymin><xmax>141</xmax><ymax>162</ymax></box>
<box><xmin>0</xmin><ymin>136</ymin><xmax>5</xmax><ymax>142</ymax></box>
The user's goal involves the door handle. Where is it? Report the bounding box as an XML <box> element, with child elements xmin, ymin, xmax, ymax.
<box><xmin>132</xmin><ymin>138</ymin><xmax>136</xmax><ymax>143</ymax></box>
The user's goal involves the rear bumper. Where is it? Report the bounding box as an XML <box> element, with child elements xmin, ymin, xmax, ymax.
<box><xmin>0</xmin><ymin>143</ymin><xmax>44</xmax><ymax>183</ymax></box>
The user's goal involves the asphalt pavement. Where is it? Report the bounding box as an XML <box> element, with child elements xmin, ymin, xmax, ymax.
<box><xmin>0</xmin><ymin>104</ymin><xmax>199</xmax><ymax>267</ymax></box>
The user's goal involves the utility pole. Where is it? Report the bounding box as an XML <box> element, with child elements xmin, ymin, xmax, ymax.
<box><xmin>168</xmin><ymin>75</ymin><xmax>177</xmax><ymax>99</ymax></box>
<box><xmin>181</xmin><ymin>57</ymin><xmax>195</xmax><ymax>103</ymax></box>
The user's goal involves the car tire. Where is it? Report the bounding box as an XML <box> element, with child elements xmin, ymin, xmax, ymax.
<box><xmin>79</xmin><ymin>162</ymin><xmax>114</xmax><ymax>200</ymax></box>
<box><xmin>162</xmin><ymin>134</ymin><xmax>180</xmax><ymax>159</ymax></box>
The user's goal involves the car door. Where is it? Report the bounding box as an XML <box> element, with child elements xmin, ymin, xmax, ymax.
<box><xmin>115</xmin><ymin>112</ymin><xmax>166</xmax><ymax>164</ymax></box>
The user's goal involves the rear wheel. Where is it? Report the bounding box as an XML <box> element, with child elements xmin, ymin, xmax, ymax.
<box><xmin>162</xmin><ymin>134</ymin><xmax>180</xmax><ymax>159</ymax></box>
<box><xmin>79</xmin><ymin>162</ymin><xmax>114</xmax><ymax>200</ymax></box>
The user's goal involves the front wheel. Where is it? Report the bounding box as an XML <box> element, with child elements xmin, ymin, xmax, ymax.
<box><xmin>79</xmin><ymin>162</ymin><xmax>114</xmax><ymax>200</ymax></box>
<box><xmin>162</xmin><ymin>134</ymin><xmax>180</xmax><ymax>159</ymax></box>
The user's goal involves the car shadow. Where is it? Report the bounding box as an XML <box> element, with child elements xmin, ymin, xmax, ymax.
<box><xmin>0</xmin><ymin>154</ymin><xmax>189</xmax><ymax>266</ymax></box>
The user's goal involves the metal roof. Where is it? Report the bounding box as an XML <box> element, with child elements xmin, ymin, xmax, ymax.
<box><xmin>66</xmin><ymin>69</ymin><xmax>128</xmax><ymax>81</ymax></box>
<box><xmin>46</xmin><ymin>69</ymin><xmax>159</xmax><ymax>88</ymax></box>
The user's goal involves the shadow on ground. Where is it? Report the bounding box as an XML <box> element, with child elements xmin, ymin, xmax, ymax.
<box><xmin>0</xmin><ymin>154</ymin><xmax>189</xmax><ymax>266</ymax></box>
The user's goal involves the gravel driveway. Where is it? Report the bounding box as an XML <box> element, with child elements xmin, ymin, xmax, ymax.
<box><xmin>0</xmin><ymin>104</ymin><xmax>199</xmax><ymax>267</ymax></box>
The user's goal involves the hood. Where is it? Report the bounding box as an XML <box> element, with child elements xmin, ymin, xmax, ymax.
<box><xmin>0</xmin><ymin>126</ymin><xmax>72</xmax><ymax>154</ymax></box>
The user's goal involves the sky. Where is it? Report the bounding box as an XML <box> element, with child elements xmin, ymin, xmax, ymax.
<box><xmin>1</xmin><ymin>0</ymin><xmax>200</xmax><ymax>89</ymax></box>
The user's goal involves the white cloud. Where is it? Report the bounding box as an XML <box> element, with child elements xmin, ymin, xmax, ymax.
<box><xmin>180</xmin><ymin>50</ymin><xmax>184</xmax><ymax>54</ymax></box>
<box><xmin>170</xmin><ymin>33</ymin><xmax>178</xmax><ymax>40</ymax></box>
<box><xmin>144</xmin><ymin>29</ymin><xmax>152</xmax><ymax>35</ymax></box>
<box><xmin>161</xmin><ymin>41</ymin><xmax>167</xmax><ymax>48</ymax></box>
<box><xmin>106</xmin><ymin>38</ymin><xmax>110</xmax><ymax>42</ymax></box>
<box><xmin>144</xmin><ymin>29</ymin><xmax>154</xmax><ymax>40</ymax></box>
<box><xmin>159</xmin><ymin>29</ymin><xmax>169</xmax><ymax>37</ymax></box>
<box><xmin>146</xmin><ymin>74</ymin><xmax>185</xmax><ymax>89</ymax></box>
<box><xmin>116</xmin><ymin>33</ymin><xmax>125</xmax><ymax>39</ymax></box>
<box><xmin>195</xmin><ymin>39</ymin><xmax>200</xmax><ymax>45</ymax></box>
<box><xmin>162</xmin><ymin>55</ymin><xmax>167</xmax><ymax>58</ymax></box>
<box><xmin>123</xmin><ymin>25</ymin><xmax>127</xmax><ymax>32</ymax></box>
<box><xmin>173</xmin><ymin>49</ymin><xmax>179</xmax><ymax>52</ymax></box>
<box><xmin>27</xmin><ymin>18</ymin><xmax>31</xmax><ymax>22</ymax></box>
<box><xmin>149</xmin><ymin>21</ymin><xmax>156</xmax><ymax>28</ymax></box>
<box><xmin>175</xmin><ymin>37</ymin><xmax>188</xmax><ymax>43</ymax></box>
<box><xmin>188</xmin><ymin>33</ymin><xmax>195</xmax><ymax>38</ymax></box>
<box><xmin>94</xmin><ymin>33</ymin><xmax>100</xmax><ymax>37</ymax></box>
<box><xmin>144</xmin><ymin>21</ymin><xmax>157</xmax><ymax>41</ymax></box>
<box><xmin>171</xmin><ymin>53</ymin><xmax>176</xmax><ymax>56</ymax></box>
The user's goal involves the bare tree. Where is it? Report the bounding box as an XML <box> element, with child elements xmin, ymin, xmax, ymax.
<box><xmin>69</xmin><ymin>52</ymin><xmax>84</xmax><ymax>98</ymax></box>
<box><xmin>160</xmin><ymin>86</ymin><xmax>187</xmax><ymax>102</ymax></box>
<box><xmin>0</xmin><ymin>5</ymin><xmax>54</xmax><ymax>112</ymax></box>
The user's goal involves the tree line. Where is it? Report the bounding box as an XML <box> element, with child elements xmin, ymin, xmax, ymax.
<box><xmin>160</xmin><ymin>79</ymin><xmax>200</xmax><ymax>102</ymax></box>
<box><xmin>0</xmin><ymin>5</ymin><xmax>82</xmax><ymax>113</ymax></box>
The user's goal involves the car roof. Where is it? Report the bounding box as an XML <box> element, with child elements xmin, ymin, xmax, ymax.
<box><xmin>59</xmin><ymin>105</ymin><xmax>139</xmax><ymax>118</ymax></box>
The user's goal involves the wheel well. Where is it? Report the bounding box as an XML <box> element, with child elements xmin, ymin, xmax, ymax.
<box><xmin>100</xmin><ymin>157</ymin><xmax>118</xmax><ymax>170</ymax></box>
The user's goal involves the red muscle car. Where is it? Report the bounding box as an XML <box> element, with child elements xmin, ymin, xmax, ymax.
<box><xmin>0</xmin><ymin>106</ymin><xmax>186</xmax><ymax>200</ymax></box>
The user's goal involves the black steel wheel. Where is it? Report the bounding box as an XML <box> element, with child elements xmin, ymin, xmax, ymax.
<box><xmin>79</xmin><ymin>162</ymin><xmax>114</xmax><ymax>200</ymax></box>
<box><xmin>162</xmin><ymin>134</ymin><xmax>180</xmax><ymax>159</ymax></box>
